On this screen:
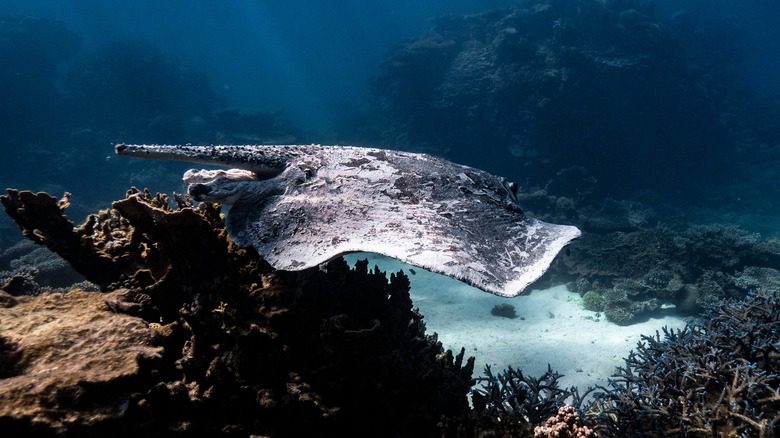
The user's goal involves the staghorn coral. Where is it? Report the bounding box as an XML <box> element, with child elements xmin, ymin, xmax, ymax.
<box><xmin>589</xmin><ymin>291</ymin><xmax>780</xmax><ymax>437</ymax></box>
<box><xmin>0</xmin><ymin>188</ymin><xmax>474</xmax><ymax>436</ymax></box>
<box><xmin>439</xmin><ymin>364</ymin><xmax>594</xmax><ymax>437</ymax></box>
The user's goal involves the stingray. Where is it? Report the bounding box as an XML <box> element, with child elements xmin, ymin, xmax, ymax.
<box><xmin>115</xmin><ymin>144</ymin><xmax>580</xmax><ymax>297</ymax></box>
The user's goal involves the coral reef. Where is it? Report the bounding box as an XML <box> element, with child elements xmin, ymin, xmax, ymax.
<box><xmin>588</xmin><ymin>291</ymin><xmax>780</xmax><ymax>437</ymax></box>
<box><xmin>0</xmin><ymin>188</ymin><xmax>474</xmax><ymax>436</ymax></box>
<box><xmin>440</xmin><ymin>365</ymin><xmax>591</xmax><ymax>437</ymax></box>
<box><xmin>0</xmin><ymin>239</ymin><xmax>87</xmax><ymax>295</ymax></box>
<box><xmin>459</xmin><ymin>290</ymin><xmax>780</xmax><ymax>436</ymax></box>
<box><xmin>4</xmin><ymin>187</ymin><xmax>780</xmax><ymax>436</ymax></box>
<box><xmin>0</xmin><ymin>288</ymin><xmax>162</xmax><ymax>434</ymax></box>
<box><xmin>546</xmin><ymin>223</ymin><xmax>780</xmax><ymax>324</ymax></box>
<box><xmin>351</xmin><ymin>0</ymin><xmax>779</xmax><ymax>202</ymax></box>
<box><xmin>534</xmin><ymin>405</ymin><xmax>594</xmax><ymax>438</ymax></box>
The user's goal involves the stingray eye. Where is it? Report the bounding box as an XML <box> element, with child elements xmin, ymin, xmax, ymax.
<box><xmin>298</xmin><ymin>166</ymin><xmax>314</xmax><ymax>179</ymax></box>
<box><xmin>509</xmin><ymin>182</ymin><xmax>519</xmax><ymax>193</ymax></box>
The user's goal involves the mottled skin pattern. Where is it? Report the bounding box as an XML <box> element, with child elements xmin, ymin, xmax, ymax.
<box><xmin>116</xmin><ymin>144</ymin><xmax>580</xmax><ymax>297</ymax></box>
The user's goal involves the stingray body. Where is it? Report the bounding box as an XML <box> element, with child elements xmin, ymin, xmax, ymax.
<box><xmin>116</xmin><ymin>144</ymin><xmax>580</xmax><ymax>297</ymax></box>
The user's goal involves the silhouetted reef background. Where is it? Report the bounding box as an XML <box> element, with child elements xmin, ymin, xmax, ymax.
<box><xmin>1</xmin><ymin>0</ymin><xmax>779</xmax><ymax>241</ymax></box>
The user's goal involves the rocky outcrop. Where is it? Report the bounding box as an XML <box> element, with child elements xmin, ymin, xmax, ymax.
<box><xmin>0</xmin><ymin>288</ymin><xmax>161</xmax><ymax>435</ymax></box>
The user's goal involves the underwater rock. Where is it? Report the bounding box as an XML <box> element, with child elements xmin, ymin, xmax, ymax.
<box><xmin>490</xmin><ymin>303</ymin><xmax>518</xmax><ymax>319</ymax></box>
<box><xmin>0</xmin><ymin>188</ymin><xmax>474</xmax><ymax>436</ymax></box>
<box><xmin>0</xmin><ymin>288</ymin><xmax>161</xmax><ymax>434</ymax></box>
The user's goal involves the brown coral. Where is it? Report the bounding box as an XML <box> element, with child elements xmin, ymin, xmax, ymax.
<box><xmin>0</xmin><ymin>288</ymin><xmax>161</xmax><ymax>434</ymax></box>
<box><xmin>0</xmin><ymin>188</ymin><xmax>475</xmax><ymax>436</ymax></box>
<box><xmin>534</xmin><ymin>405</ymin><xmax>595</xmax><ymax>438</ymax></box>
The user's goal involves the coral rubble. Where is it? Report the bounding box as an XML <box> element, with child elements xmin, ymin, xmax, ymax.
<box><xmin>0</xmin><ymin>188</ymin><xmax>474</xmax><ymax>436</ymax></box>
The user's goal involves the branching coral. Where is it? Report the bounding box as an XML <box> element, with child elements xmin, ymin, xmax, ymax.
<box><xmin>589</xmin><ymin>291</ymin><xmax>780</xmax><ymax>437</ymax></box>
<box><xmin>441</xmin><ymin>364</ymin><xmax>593</xmax><ymax>437</ymax></box>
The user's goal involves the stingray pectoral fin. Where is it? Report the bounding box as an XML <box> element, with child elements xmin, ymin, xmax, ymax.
<box><xmin>392</xmin><ymin>217</ymin><xmax>581</xmax><ymax>297</ymax></box>
<box><xmin>497</xmin><ymin>221</ymin><xmax>581</xmax><ymax>296</ymax></box>
<box><xmin>227</xmin><ymin>189</ymin><xmax>580</xmax><ymax>297</ymax></box>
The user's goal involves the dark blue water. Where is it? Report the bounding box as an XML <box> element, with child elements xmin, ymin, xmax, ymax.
<box><xmin>1</xmin><ymin>0</ymin><xmax>516</xmax><ymax>130</ymax></box>
<box><xmin>1</xmin><ymin>0</ymin><xmax>779</xmax><ymax>241</ymax></box>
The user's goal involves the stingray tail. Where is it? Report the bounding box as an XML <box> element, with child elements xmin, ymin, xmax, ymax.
<box><xmin>115</xmin><ymin>144</ymin><xmax>316</xmax><ymax>177</ymax></box>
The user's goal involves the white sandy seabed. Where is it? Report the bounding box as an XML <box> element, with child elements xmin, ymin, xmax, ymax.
<box><xmin>344</xmin><ymin>253</ymin><xmax>687</xmax><ymax>391</ymax></box>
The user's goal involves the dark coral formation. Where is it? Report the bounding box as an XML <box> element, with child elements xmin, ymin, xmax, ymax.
<box><xmin>441</xmin><ymin>365</ymin><xmax>591</xmax><ymax>437</ymax></box>
<box><xmin>4</xmin><ymin>187</ymin><xmax>780</xmax><ymax>436</ymax></box>
<box><xmin>0</xmin><ymin>239</ymin><xmax>88</xmax><ymax>296</ymax></box>
<box><xmin>553</xmin><ymin>223</ymin><xmax>780</xmax><ymax>324</ymax></box>
<box><xmin>490</xmin><ymin>302</ymin><xmax>518</xmax><ymax>319</ymax></box>
<box><xmin>588</xmin><ymin>291</ymin><xmax>780</xmax><ymax>437</ymax></box>
<box><xmin>354</xmin><ymin>0</ymin><xmax>779</xmax><ymax>201</ymax></box>
<box><xmin>0</xmin><ymin>189</ymin><xmax>474</xmax><ymax>436</ymax></box>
